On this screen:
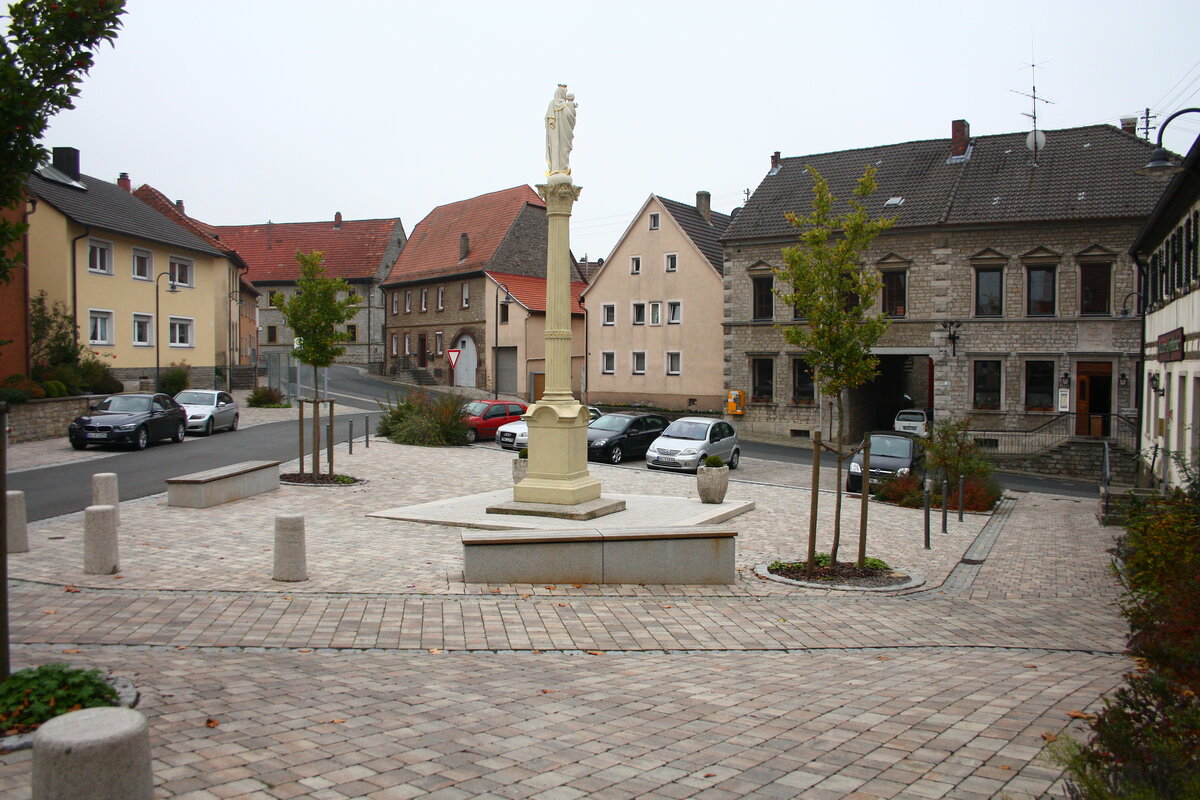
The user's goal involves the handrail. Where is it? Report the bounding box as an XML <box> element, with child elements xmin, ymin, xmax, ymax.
<box><xmin>968</xmin><ymin>412</ymin><xmax>1139</xmax><ymax>456</ymax></box>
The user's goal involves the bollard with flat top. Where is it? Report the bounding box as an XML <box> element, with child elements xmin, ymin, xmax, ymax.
<box><xmin>942</xmin><ymin>479</ymin><xmax>949</xmax><ymax>533</ymax></box>
<box><xmin>923</xmin><ymin>478</ymin><xmax>932</xmax><ymax>550</ymax></box>
<box><xmin>92</xmin><ymin>472</ymin><xmax>119</xmax><ymax>527</ymax></box>
<box><xmin>273</xmin><ymin>514</ymin><xmax>308</xmax><ymax>581</ymax></box>
<box><xmin>84</xmin><ymin>505</ymin><xmax>119</xmax><ymax>574</ymax></box>
<box><xmin>959</xmin><ymin>475</ymin><xmax>965</xmax><ymax>522</ymax></box>
<box><xmin>33</xmin><ymin>707</ymin><xmax>153</xmax><ymax>800</ymax></box>
<box><xmin>6</xmin><ymin>490</ymin><xmax>28</xmax><ymax>554</ymax></box>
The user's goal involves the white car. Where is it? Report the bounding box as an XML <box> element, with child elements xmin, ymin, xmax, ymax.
<box><xmin>497</xmin><ymin>406</ymin><xmax>601</xmax><ymax>450</ymax></box>
<box><xmin>893</xmin><ymin>409</ymin><xmax>931</xmax><ymax>437</ymax></box>
<box><xmin>175</xmin><ymin>389</ymin><xmax>240</xmax><ymax>436</ymax></box>
<box><xmin>646</xmin><ymin>417</ymin><xmax>740</xmax><ymax>473</ymax></box>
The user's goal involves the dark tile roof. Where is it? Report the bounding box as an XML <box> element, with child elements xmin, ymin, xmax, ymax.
<box><xmin>211</xmin><ymin>216</ymin><xmax>406</xmax><ymax>283</ymax></box>
<box><xmin>657</xmin><ymin>196</ymin><xmax>733</xmax><ymax>270</ymax></box>
<box><xmin>27</xmin><ymin>169</ymin><xmax>227</xmax><ymax>258</ymax></box>
<box><xmin>723</xmin><ymin>124</ymin><xmax>1164</xmax><ymax>243</ymax></box>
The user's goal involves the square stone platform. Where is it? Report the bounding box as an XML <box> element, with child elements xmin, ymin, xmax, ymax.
<box><xmin>369</xmin><ymin>490</ymin><xmax>755</xmax><ymax>531</ymax></box>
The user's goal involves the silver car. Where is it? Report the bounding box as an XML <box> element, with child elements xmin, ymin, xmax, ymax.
<box><xmin>175</xmin><ymin>389</ymin><xmax>240</xmax><ymax>436</ymax></box>
<box><xmin>646</xmin><ymin>417</ymin><xmax>740</xmax><ymax>472</ymax></box>
<box><xmin>497</xmin><ymin>406</ymin><xmax>601</xmax><ymax>451</ymax></box>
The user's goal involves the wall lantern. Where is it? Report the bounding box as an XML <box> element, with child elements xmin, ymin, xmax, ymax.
<box><xmin>1059</xmin><ymin>371</ymin><xmax>1071</xmax><ymax>388</ymax></box>
<box><xmin>1148</xmin><ymin>373</ymin><xmax>1166</xmax><ymax>397</ymax></box>
<box><xmin>940</xmin><ymin>320</ymin><xmax>962</xmax><ymax>357</ymax></box>
<box><xmin>1118</xmin><ymin>372</ymin><xmax>1129</xmax><ymax>389</ymax></box>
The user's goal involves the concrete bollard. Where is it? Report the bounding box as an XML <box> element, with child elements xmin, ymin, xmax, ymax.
<box><xmin>84</xmin><ymin>505</ymin><xmax>119</xmax><ymax>575</ymax></box>
<box><xmin>92</xmin><ymin>473</ymin><xmax>119</xmax><ymax>528</ymax></box>
<box><xmin>7</xmin><ymin>489</ymin><xmax>29</xmax><ymax>553</ymax></box>
<box><xmin>33</xmin><ymin>707</ymin><xmax>153</xmax><ymax>800</ymax></box>
<box><xmin>273</xmin><ymin>514</ymin><xmax>308</xmax><ymax>581</ymax></box>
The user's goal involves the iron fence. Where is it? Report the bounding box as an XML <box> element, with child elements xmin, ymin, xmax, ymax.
<box><xmin>970</xmin><ymin>412</ymin><xmax>1138</xmax><ymax>456</ymax></box>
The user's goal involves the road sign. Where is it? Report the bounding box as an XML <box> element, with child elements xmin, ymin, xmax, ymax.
<box><xmin>447</xmin><ymin>349</ymin><xmax>461</xmax><ymax>369</ymax></box>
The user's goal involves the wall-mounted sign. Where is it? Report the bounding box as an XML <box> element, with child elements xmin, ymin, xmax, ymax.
<box><xmin>1157</xmin><ymin>327</ymin><xmax>1184</xmax><ymax>362</ymax></box>
<box><xmin>1057</xmin><ymin>388</ymin><xmax>1070</xmax><ymax>412</ymax></box>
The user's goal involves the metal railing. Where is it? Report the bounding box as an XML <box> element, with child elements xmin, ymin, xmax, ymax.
<box><xmin>970</xmin><ymin>412</ymin><xmax>1139</xmax><ymax>456</ymax></box>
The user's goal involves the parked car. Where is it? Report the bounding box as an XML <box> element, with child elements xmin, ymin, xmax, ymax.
<box><xmin>497</xmin><ymin>406</ymin><xmax>601</xmax><ymax>451</ymax></box>
<box><xmin>68</xmin><ymin>393</ymin><xmax>188</xmax><ymax>451</ymax></box>
<box><xmin>464</xmin><ymin>399</ymin><xmax>527</xmax><ymax>443</ymax></box>
<box><xmin>175</xmin><ymin>389</ymin><xmax>240</xmax><ymax>436</ymax></box>
<box><xmin>846</xmin><ymin>431</ymin><xmax>925</xmax><ymax>493</ymax></box>
<box><xmin>586</xmin><ymin>412</ymin><xmax>668</xmax><ymax>464</ymax></box>
<box><xmin>893</xmin><ymin>408</ymin><xmax>932</xmax><ymax>437</ymax></box>
<box><xmin>646</xmin><ymin>417</ymin><xmax>740</xmax><ymax>473</ymax></box>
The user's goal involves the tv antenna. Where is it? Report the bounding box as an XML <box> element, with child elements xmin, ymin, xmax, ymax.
<box><xmin>1012</xmin><ymin>57</ymin><xmax>1054</xmax><ymax>164</ymax></box>
<box><xmin>1138</xmin><ymin>107</ymin><xmax>1158</xmax><ymax>140</ymax></box>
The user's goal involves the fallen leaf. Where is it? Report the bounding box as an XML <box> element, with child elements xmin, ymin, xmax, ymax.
<box><xmin>1041</xmin><ymin>732</ymin><xmax>1058</xmax><ymax>742</ymax></box>
<box><xmin>557</xmin><ymin>603</ymin><xmax>567</xmax><ymax>607</ymax></box>
<box><xmin>205</xmin><ymin>718</ymin><xmax>220</xmax><ymax>728</ymax></box>
<box><xmin>175</xmin><ymin>646</ymin><xmax>187</xmax><ymax>650</ymax></box>
<box><xmin>61</xmin><ymin>649</ymin><xmax>80</xmax><ymax>654</ymax></box>
<box><xmin>1024</xmin><ymin>664</ymin><xmax>1038</xmax><ymax>669</ymax></box>
<box><xmin>43</xmin><ymin>609</ymin><xmax>57</xmax><ymax>615</ymax></box>
<box><xmin>63</xmin><ymin>586</ymin><xmax>80</xmax><ymax>593</ymax></box>
<box><xmin>1067</xmin><ymin>710</ymin><xmax>1096</xmax><ymax>721</ymax></box>
<box><xmin>520</xmin><ymin>593</ymin><xmax>531</xmax><ymax>599</ymax></box>
<box><xmin>704</xmin><ymin>773</ymin><xmax>716</xmax><ymax>778</ymax></box>
<box><xmin>532</xmin><ymin>649</ymin><xmax>543</xmax><ymax>654</ymax></box>
<box><xmin>544</xmin><ymin>585</ymin><xmax>556</xmax><ymax>590</ymax></box>
<box><xmin>298</xmin><ymin>648</ymin><xmax>313</xmax><ymax>653</ymax></box>
<box><xmin>877</xmin><ymin>656</ymin><xmax>891</xmax><ymax>661</ymax></box>
<box><xmin>662</xmin><ymin>605</ymin><xmax>672</xmax><ymax>609</ymax></box>
<box><xmin>585</xmin><ymin>650</ymin><xmax>603</xmax><ymax>656</ymax></box>
<box><xmin>113</xmin><ymin>575</ymin><xmax>123</xmax><ymax>579</ymax></box>
<box><xmin>428</xmin><ymin>648</ymin><xmax>443</xmax><ymax>654</ymax></box>
<box><xmin>330</xmin><ymin>718</ymin><xmax>346</xmax><ymax>724</ymax></box>
<box><xmin>1001</xmin><ymin>765</ymin><xmax>1012</xmax><ymax>771</ymax></box>
<box><xmin>540</xmin><ymin>689</ymin><xmax>554</xmax><ymax>694</ymax></box>
<box><xmin>571</xmin><ymin>584</ymin><xmax>583</xmax><ymax>589</ymax></box>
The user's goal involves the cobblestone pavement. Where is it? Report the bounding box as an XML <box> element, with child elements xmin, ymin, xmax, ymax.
<box><xmin>0</xmin><ymin>433</ymin><xmax>1125</xmax><ymax>799</ymax></box>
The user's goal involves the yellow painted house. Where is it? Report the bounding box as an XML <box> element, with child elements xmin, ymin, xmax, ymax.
<box><xmin>25</xmin><ymin>148</ymin><xmax>238</xmax><ymax>389</ymax></box>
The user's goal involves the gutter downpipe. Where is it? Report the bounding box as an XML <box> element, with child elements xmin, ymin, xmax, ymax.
<box><xmin>1131</xmin><ymin>250</ymin><xmax>1149</xmax><ymax>487</ymax></box>
<box><xmin>70</xmin><ymin>226</ymin><xmax>91</xmax><ymax>344</ymax></box>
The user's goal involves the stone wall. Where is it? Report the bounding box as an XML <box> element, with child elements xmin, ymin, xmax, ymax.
<box><xmin>384</xmin><ymin>276</ymin><xmax>488</xmax><ymax>388</ymax></box>
<box><xmin>6</xmin><ymin>396</ymin><xmax>105</xmax><ymax>443</ymax></box>
<box><xmin>989</xmin><ymin>439</ymin><xmax>1139</xmax><ymax>483</ymax></box>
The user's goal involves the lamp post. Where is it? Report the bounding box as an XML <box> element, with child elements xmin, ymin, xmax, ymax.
<box><xmin>155</xmin><ymin>271</ymin><xmax>179</xmax><ymax>391</ymax></box>
<box><xmin>493</xmin><ymin>282</ymin><xmax>512</xmax><ymax>399</ymax></box>
<box><xmin>1135</xmin><ymin>108</ymin><xmax>1200</xmax><ymax>178</ymax></box>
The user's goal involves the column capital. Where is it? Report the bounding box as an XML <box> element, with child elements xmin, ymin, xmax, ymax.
<box><xmin>537</xmin><ymin>182</ymin><xmax>583</xmax><ymax>207</ymax></box>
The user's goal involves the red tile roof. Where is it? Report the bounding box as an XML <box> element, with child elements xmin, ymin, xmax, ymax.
<box><xmin>211</xmin><ymin>216</ymin><xmax>404</xmax><ymax>282</ymax></box>
<box><xmin>487</xmin><ymin>271</ymin><xmax>585</xmax><ymax>315</ymax></box>
<box><xmin>133</xmin><ymin>184</ymin><xmax>238</xmax><ymax>260</ymax></box>
<box><xmin>384</xmin><ymin>186</ymin><xmax>544</xmax><ymax>285</ymax></box>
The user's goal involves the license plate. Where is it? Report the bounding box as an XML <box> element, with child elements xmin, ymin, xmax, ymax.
<box><xmin>499</xmin><ymin>434</ymin><xmax>514</xmax><ymax>443</ymax></box>
<box><xmin>86</xmin><ymin>432</ymin><xmax>107</xmax><ymax>439</ymax></box>
<box><xmin>655</xmin><ymin>458</ymin><xmax>678</xmax><ymax>465</ymax></box>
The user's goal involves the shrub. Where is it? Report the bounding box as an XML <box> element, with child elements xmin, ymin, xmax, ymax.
<box><xmin>78</xmin><ymin>357</ymin><xmax>123</xmax><ymax>394</ymax></box>
<box><xmin>703</xmin><ymin>454</ymin><xmax>725</xmax><ymax>468</ymax></box>
<box><xmin>247</xmin><ymin>385</ymin><xmax>286</xmax><ymax>407</ymax></box>
<box><xmin>376</xmin><ymin>394</ymin><xmax>418</xmax><ymax>438</ymax></box>
<box><xmin>518</xmin><ymin>447</ymin><xmax>528</xmax><ymax>459</ymax></box>
<box><xmin>875</xmin><ymin>474</ymin><xmax>924</xmax><ymax>508</ymax></box>
<box><xmin>874</xmin><ymin>473</ymin><xmax>1002</xmax><ymax>512</ymax></box>
<box><xmin>387</xmin><ymin>413</ymin><xmax>447</xmax><ymax>446</ymax></box>
<box><xmin>0</xmin><ymin>387</ymin><xmax>29</xmax><ymax>404</ymax></box>
<box><xmin>158</xmin><ymin>361</ymin><xmax>190</xmax><ymax>395</ymax></box>
<box><xmin>40</xmin><ymin>379</ymin><xmax>68</xmax><ymax>398</ymax></box>
<box><xmin>40</xmin><ymin>364</ymin><xmax>84</xmax><ymax>395</ymax></box>
<box><xmin>0</xmin><ymin>663</ymin><xmax>119</xmax><ymax>735</ymax></box>
<box><xmin>377</xmin><ymin>391</ymin><xmax>468</xmax><ymax>446</ymax></box>
<box><xmin>924</xmin><ymin>415</ymin><xmax>992</xmax><ymax>485</ymax></box>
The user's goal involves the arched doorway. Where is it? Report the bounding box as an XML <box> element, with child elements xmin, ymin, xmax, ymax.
<box><xmin>454</xmin><ymin>334</ymin><xmax>477</xmax><ymax>388</ymax></box>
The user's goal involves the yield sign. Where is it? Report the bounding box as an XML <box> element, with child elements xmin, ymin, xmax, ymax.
<box><xmin>447</xmin><ymin>349</ymin><xmax>461</xmax><ymax>369</ymax></box>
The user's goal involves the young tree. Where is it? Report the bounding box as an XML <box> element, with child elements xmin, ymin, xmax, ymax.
<box><xmin>777</xmin><ymin>165</ymin><xmax>894</xmax><ymax>566</ymax></box>
<box><xmin>1</xmin><ymin>0</ymin><xmax>126</xmax><ymax>284</ymax></box>
<box><xmin>273</xmin><ymin>251</ymin><xmax>358</xmax><ymax>477</ymax></box>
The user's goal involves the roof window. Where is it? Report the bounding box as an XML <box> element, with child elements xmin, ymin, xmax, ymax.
<box><xmin>884</xmin><ymin>197</ymin><xmax>904</xmax><ymax>207</ymax></box>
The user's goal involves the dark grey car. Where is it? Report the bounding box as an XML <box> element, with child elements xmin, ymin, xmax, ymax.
<box><xmin>846</xmin><ymin>431</ymin><xmax>924</xmax><ymax>493</ymax></box>
<box><xmin>586</xmin><ymin>413</ymin><xmax>668</xmax><ymax>464</ymax></box>
<box><xmin>68</xmin><ymin>393</ymin><xmax>188</xmax><ymax>451</ymax></box>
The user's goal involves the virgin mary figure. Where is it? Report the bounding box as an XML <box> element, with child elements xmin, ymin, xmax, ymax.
<box><xmin>545</xmin><ymin>84</ymin><xmax>577</xmax><ymax>176</ymax></box>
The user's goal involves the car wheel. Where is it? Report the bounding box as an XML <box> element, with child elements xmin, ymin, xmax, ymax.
<box><xmin>70</xmin><ymin>440</ymin><xmax>87</xmax><ymax>451</ymax></box>
<box><xmin>728</xmin><ymin>448</ymin><xmax>740</xmax><ymax>469</ymax></box>
<box><xmin>229</xmin><ymin>414</ymin><xmax>239</xmax><ymax>431</ymax></box>
<box><xmin>132</xmin><ymin>426</ymin><xmax>149</xmax><ymax>451</ymax></box>
<box><xmin>172</xmin><ymin>422</ymin><xmax>186</xmax><ymax>443</ymax></box>
<box><xmin>466</xmin><ymin>427</ymin><xmax>478</xmax><ymax>444</ymax></box>
<box><xmin>204</xmin><ymin>418</ymin><xmax>214</xmax><ymax>436</ymax></box>
<box><xmin>609</xmin><ymin>445</ymin><xmax>623</xmax><ymax>464</ymax></box>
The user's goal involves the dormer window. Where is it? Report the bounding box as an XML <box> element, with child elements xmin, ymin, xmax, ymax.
<box><xmin>649</xmin><ymin>213</ymin><xmax>659</xmax><ymax>230</ymax></box>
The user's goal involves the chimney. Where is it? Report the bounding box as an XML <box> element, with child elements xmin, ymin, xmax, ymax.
<box><xmin>52</xmin><ymin>147</ymin><xmax>80</xmax><ymax>181</ymax></box>
<box><xmin>334</xmin><ymin>211</ymin><xmax>343</xmax><ymax>229</ymax></box>
<box><xmin>459</xmin><ymin>233</ymin><xmax>470</xmax><ymax>260</ymax></box>
<box><xmin>1120</xmin><ymin>117</ymin><xmax>1137</xmax><ymax>135</ymax></box>
<box><xmin>770</xmin><ymin>151</ymin><xmax>781</xmax><ymax>170</ymax></box>
<box><xmin>951</xmin><ymin>120</ymin><xmax>970</xmax><ymax>157</ymax></box>
<box><xmin>175</xmin><ymin>199</ymin><xmax>185</xmax><ymax>214</ymax></box>
<box><xmin>116</xmin><ymin>172</ymin><xmax>131</xmax><ymax>192</ymax></box>
<box><xmin>696</xmin><ymin>190</ymin><xmax>712</xmax><ymax>224</ymax></box>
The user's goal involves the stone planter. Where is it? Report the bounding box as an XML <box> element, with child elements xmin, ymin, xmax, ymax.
<box><xmin>513</xmin><ymin>457</ymin><xmax>529</xmax><ymax>484</ymax></box>
<box><xmin>697</xmin><ymin>465</ymin><xmax>729</xmax><ymax>504</ymax></box>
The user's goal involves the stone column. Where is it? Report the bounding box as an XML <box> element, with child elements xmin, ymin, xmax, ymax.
<box><xmin>93</xmin><ymin>473</ymin><xmax>119</xmax><ymax>528</ymax></box>
<box><xmin>6</xmin><ymin>490</ymin><xmax>28</xmax><ymax>554</ymax></box>
<box><xmin>273</xmin><ymin>514</ymin><xmax>308</xmax><ymax>582</ymax></box>
<box><xmin>84</xmin><ymin>505</ymin><xmax>119</xmax><ymax>575</ymax></box>
<box><xmin>514</xmin><ymin>175</ymin><xmax>601</xmax><ymax>506</ymax></box>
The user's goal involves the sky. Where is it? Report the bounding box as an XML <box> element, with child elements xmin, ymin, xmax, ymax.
<box><xmin>33</xmin><ymin>0</ymin><xmax>1200</xmax><ymax>261</ymax></box>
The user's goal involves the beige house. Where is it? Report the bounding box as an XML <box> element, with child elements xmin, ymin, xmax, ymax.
<box><xmin>488</xmin><ymin>271</ymin><xmax>586</xmax><ymax>400</ymax></box>
<box><xmin>582</xmin><ymin>192</ymin><xmax>732</xmax><ymax>411</ymax></box>
<box><xmin>25</xmin><ymin>148</ymin><xmax>237</xmax><ymax>389</ymax></box>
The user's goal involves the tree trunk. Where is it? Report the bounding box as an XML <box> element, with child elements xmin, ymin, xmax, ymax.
<box><xmin>807</xmin><ymin>432</ymin><xmax>821</xmax><ymax>579</ymax></box>
<box><xmin>858</xmin><ymin>440</ymin><xmax>870</xmax><ymax>567</ymax></box>
<box><xmin>831</xmin><ymin>393</ymin><xmax>844</xmax><ymax>564</ymax></box>
<box><xmin>311</xmin><ymin>365</ymin><xmax>320</xmax><ymax>479</ymax></box>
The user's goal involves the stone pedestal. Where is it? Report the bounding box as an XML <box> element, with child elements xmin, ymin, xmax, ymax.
<box><xmin>33</xmin><ymin>707</ymin><xmax>153</xmax><ymax>800</ymax></box>
<box><xmin>7</xmin><ymin>490</ymin><xmax>28</xmax><ymax>554</ymax></box>
<box><xmin>92</xmin><ymin>473</ymin><xmax>119</xmax><ymax>527</ymax></box>
<box><xmin>273</xmin><ymin>514</ymin><xmax>308</xmax><ymax>582</ymax></box>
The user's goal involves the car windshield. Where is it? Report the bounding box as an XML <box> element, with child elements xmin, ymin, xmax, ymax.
<box><xmin>896</xmin><ymin>412</ymin><xmax>925</xmax><ymax>422</ymax></box>
<box><xmin>98</xmin><ymin>396</ymin><xmax>151</xmax><ymax>413</ymax></box>
<box><xmin>590</xmin><ymin>415</ymin><xmax>630</xmax><ymax>432</ymax></box>
<box><xmin>662</xmin><ymin>420</ymin><xmax>709</xmax><ymax>440</ymax></box>
<box><xmin>176</xmin><ymin>391</ymin><xmax>216</xmax><ymax>405</ymax></box>
<box><xmin>869</xmin><ymin>435</ymin><xmax>912</xmax><ymax>458</ymax></box>
<box><xmin>464</xmin><ymin>401</ymin><xmax>489</xmax><ymax>417</ymax></box>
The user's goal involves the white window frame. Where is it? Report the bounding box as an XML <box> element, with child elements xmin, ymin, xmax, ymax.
<box><xmin>632</xmin><ymin>303</ymin><xmax>646</xmax><ymax>325</ymax></box>
<box><xmin>404</xmin><ymin>290</ymin><xmax>412</xmax><ymax>313</ymax></box>
<box><xmin>131</xmin><ymin>248</ymin><xmax>152</xmax><ymax>281</ymax></box>
<box><xmin>168</xmin><ymin>316</ymin><xmax>195</xmax><ymax>347</ymax></box>
<box><xmin>601</xmin><ymin>304</ymin><xmax>615</xmax><ymax>325</ymax></box>
<box><xmin>132</xmin><ymin>313</ymin><xmax>153</xmax><ymax>347</ymax></box>
<box><xmin>168</xmin><ymin>257</ymin><xmax>193</xmax><ymax>288</ymax></box>
<box><xmin>88</xmin><ymin>309</ymin><xmax>114</xmax><ymax>345</ymax></box>
<box><xmin>437</xmin><ymin>285</ymin><xmax>445</xmax><ymax>311</ymax></box>
<box><xmin>601</xmin><ymin>351</ymin><xmax>615</xmax><ymax>374</ymax></box>
<box><xmin>420</xmin><ymin>288</ymin><xmax>428</xmax><ymax>311</ymax></box>
<box><xmin>666</xmin><ymin>351</ymin><xmax>681</xmax><ymax>375</ymax></box>
<box><xmin>390</xmin><ymin>334</ymin><xmax>398</xmax><ymax>356</ymax></box>
<box><xmin>664</xmin><ymin>253</ymin><xmax>678</xmax><ymax>272</ymax></box>
<box><xmin>345</xmin><ymin>323</ymin><xmax>357</xmax><ymax>342</ymax></box>
<box><xmin>649</xmin><ymin>213</ymin><xmax>660</xmax><ymax>230</ymax></box>
<box><xmin>632</xmin><ymin>351</ymin><xmax>646</xmax><ymax>375</ymax></box>
<box><xmin>404</xmin><ymin>333</ymin><xmax>411</xmax><ymax>355</ymax></box>
<box><xmin>435</xmin><ymin>331</ymin><xmax>444</xmax><ymax>355</ymax></box>
<box><xmin>391</xmin><ymin>292</ymin><xmax>399</xmax><ymax>314</ymax></box>
<box><xmin>649</xmin><ymin>302</ymin><xmax>662</xmax><ymax>326</ymax></box>
<box><xmin>667</xmin><ymin>300</ymin><xmax>682</xmax><ymax>324</ymax></box>
<box><xmin>462</xmin><ymin>283</ymin><xmax>470</xmax><ymax>308</ymax></box>
<box><xmin>630</xmin><ymin>256</ymin><xmax>641</xmax><ymax>275</ymax></box>
<box><xmin>88</xmin><ymin>239</ymin><xmax>113</xmax><ymax>275</ymax></box>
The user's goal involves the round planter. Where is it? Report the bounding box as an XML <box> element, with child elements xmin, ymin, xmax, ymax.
<box><xmin>696</xmin><ymin>465</ymin><xmax>729</xmax><ymax>504</ymax></box>
<box><xmin>513</xmin><ymin>457</ymin><xmax>529</xmax><ymax>484</ymax></box>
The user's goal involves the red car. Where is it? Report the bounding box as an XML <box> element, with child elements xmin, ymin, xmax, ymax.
<box><xmin>464</xmin><ymin>399</ymin><xmax>527</xmax><ymax>443</ymax></box>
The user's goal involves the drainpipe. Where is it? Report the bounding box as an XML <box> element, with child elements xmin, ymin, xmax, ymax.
<box><xmin>1131</xmin><ymin>250</ymin><xmax>1150</xmax><ymax>486</ymax></box>
<box><xmin>70</xmin><ymin>226</ymin><xmax>91</xmax><ymax>344</ymax></box>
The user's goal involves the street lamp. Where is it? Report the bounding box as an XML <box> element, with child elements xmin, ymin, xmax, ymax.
<box><xmin>155</xmin><ymin>271</ymin><xmax>179</xmax><ymax>391</ymax></box>
<box><xmin>493</xmin><ymin>283</ymin><xmax>513</xmax><ymax>399</ymax></box>
<box><xmin>1119</xmin><ymin>290</ymin><xmax>1143</xmax><ymax>318</ymax></box>
<box><xmin>1135</xmin><ymin>108</ymin><xmax>1200</xmax><ymax>178</ymax></box>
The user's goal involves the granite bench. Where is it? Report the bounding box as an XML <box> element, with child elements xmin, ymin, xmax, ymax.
<box><xmin>462</xmin><ymin>526</ymin><xmax>737</xmax><ymax>585</ymax></box>
<box><xmin>166</xmin><ymin>460</ymin><xmax>280</xmax><ymax>508</ymax></box>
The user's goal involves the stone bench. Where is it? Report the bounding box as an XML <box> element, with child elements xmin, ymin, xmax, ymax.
<box><xmin>462</xmin><ymin>526</ymin><xmax>736</xmax><ymax>585</ymax></box>
<box><xmin>166</xmin><ymin>460</ymin><xmax>280</xmax><ymax>508</ymax></box>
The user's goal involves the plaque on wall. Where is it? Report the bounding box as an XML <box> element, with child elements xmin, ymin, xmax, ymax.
<box><xmin>1076</xmin><ymin>322</ymin><xmax>1112</xmax><ymax>351</ymax></box>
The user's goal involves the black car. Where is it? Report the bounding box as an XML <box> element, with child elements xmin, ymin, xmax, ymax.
<box><xmin>68</xmin><ymin>393</ymin><xmax>188</xmax><ymax>451</ymax></box>
<box><xmin>586</xmin><ymin>413</ymin><xmax>668</xmax><ymax>464</ymax></box>
<box><xmin>846</xmin><ymin>431</ymin><xmax>925</xmax><ymax>493</ymax></box>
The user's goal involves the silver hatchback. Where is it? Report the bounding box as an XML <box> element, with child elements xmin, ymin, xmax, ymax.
<box><xmin>646</xmin><ymin>417</ymin><xmax>740</xmax><ymax>472</ymax></box>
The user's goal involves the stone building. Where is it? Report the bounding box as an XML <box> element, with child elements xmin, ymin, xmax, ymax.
<box><xmin>721</xmin><ymin>121</ymin><xmax>1163</xmax><ymax>475</ymax></box>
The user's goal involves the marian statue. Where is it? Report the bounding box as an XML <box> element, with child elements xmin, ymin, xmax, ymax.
<box><xmin>545</xmin><ymin>84</ymin><xmax>577</xmax><ymax>176</ymax></box>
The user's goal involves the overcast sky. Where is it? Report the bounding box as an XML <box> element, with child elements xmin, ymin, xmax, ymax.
<box><xmin>36</xmin><ymin>0</ymin><xmax>1200</xmax><ymax>261</ymax></box>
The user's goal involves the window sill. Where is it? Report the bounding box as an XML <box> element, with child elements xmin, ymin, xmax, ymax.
<box><xmin>169</xmin><ymin>344</ymin><xmax>196</xmax><ymax>349</ymax></box>
<box><xmin>88</xmin><ymin>342</ymin><xmax>114</xmax><ymax>347</ymax></box>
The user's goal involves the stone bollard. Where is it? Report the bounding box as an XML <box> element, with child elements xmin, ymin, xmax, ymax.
<box><xmin>84</xmin><ymin>505</ymin><xmax>119</xmax><ymax>575</ymax></box>
<box><xmin>33</xmin><ymin>707</ymin><xmax>153</xmax><ymax>800</ymax></box>
<box><xmin>92</xmin><ymin>473</ymin><xmax>119</xmax><ymax>528</ymax></box>
<box><xmin>7</xmin><ymin>489</ymin><xmax>29</xmax><ymax>553</ymax></box>
<box><xmin>273</xmin><ymin>514</ymin><xmax>308</xmax><ymax>581</ymax></box>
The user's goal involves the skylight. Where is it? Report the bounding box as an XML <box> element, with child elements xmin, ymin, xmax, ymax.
<box><xmin>884</xmin><ymin>197</ymin><xmax>904</xmax><ymax>207</ymax></box>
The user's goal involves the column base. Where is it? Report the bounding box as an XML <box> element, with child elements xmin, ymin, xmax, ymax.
<box><xmin>514</xmin><ymin>401</ymin><xmax>601</xmax><ymax>505</ymax></box>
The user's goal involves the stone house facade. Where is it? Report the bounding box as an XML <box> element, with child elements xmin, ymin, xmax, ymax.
<box><xmin>722</xmin><ymin>122</ymin><xmax>1163</xmax><ymax>462</ymax></box>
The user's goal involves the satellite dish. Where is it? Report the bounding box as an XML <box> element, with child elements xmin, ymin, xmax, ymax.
<box><xmin>1026</xmin><ymin>130</ymin><xmax>1047</xmax><ymax>153</ymax></box>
